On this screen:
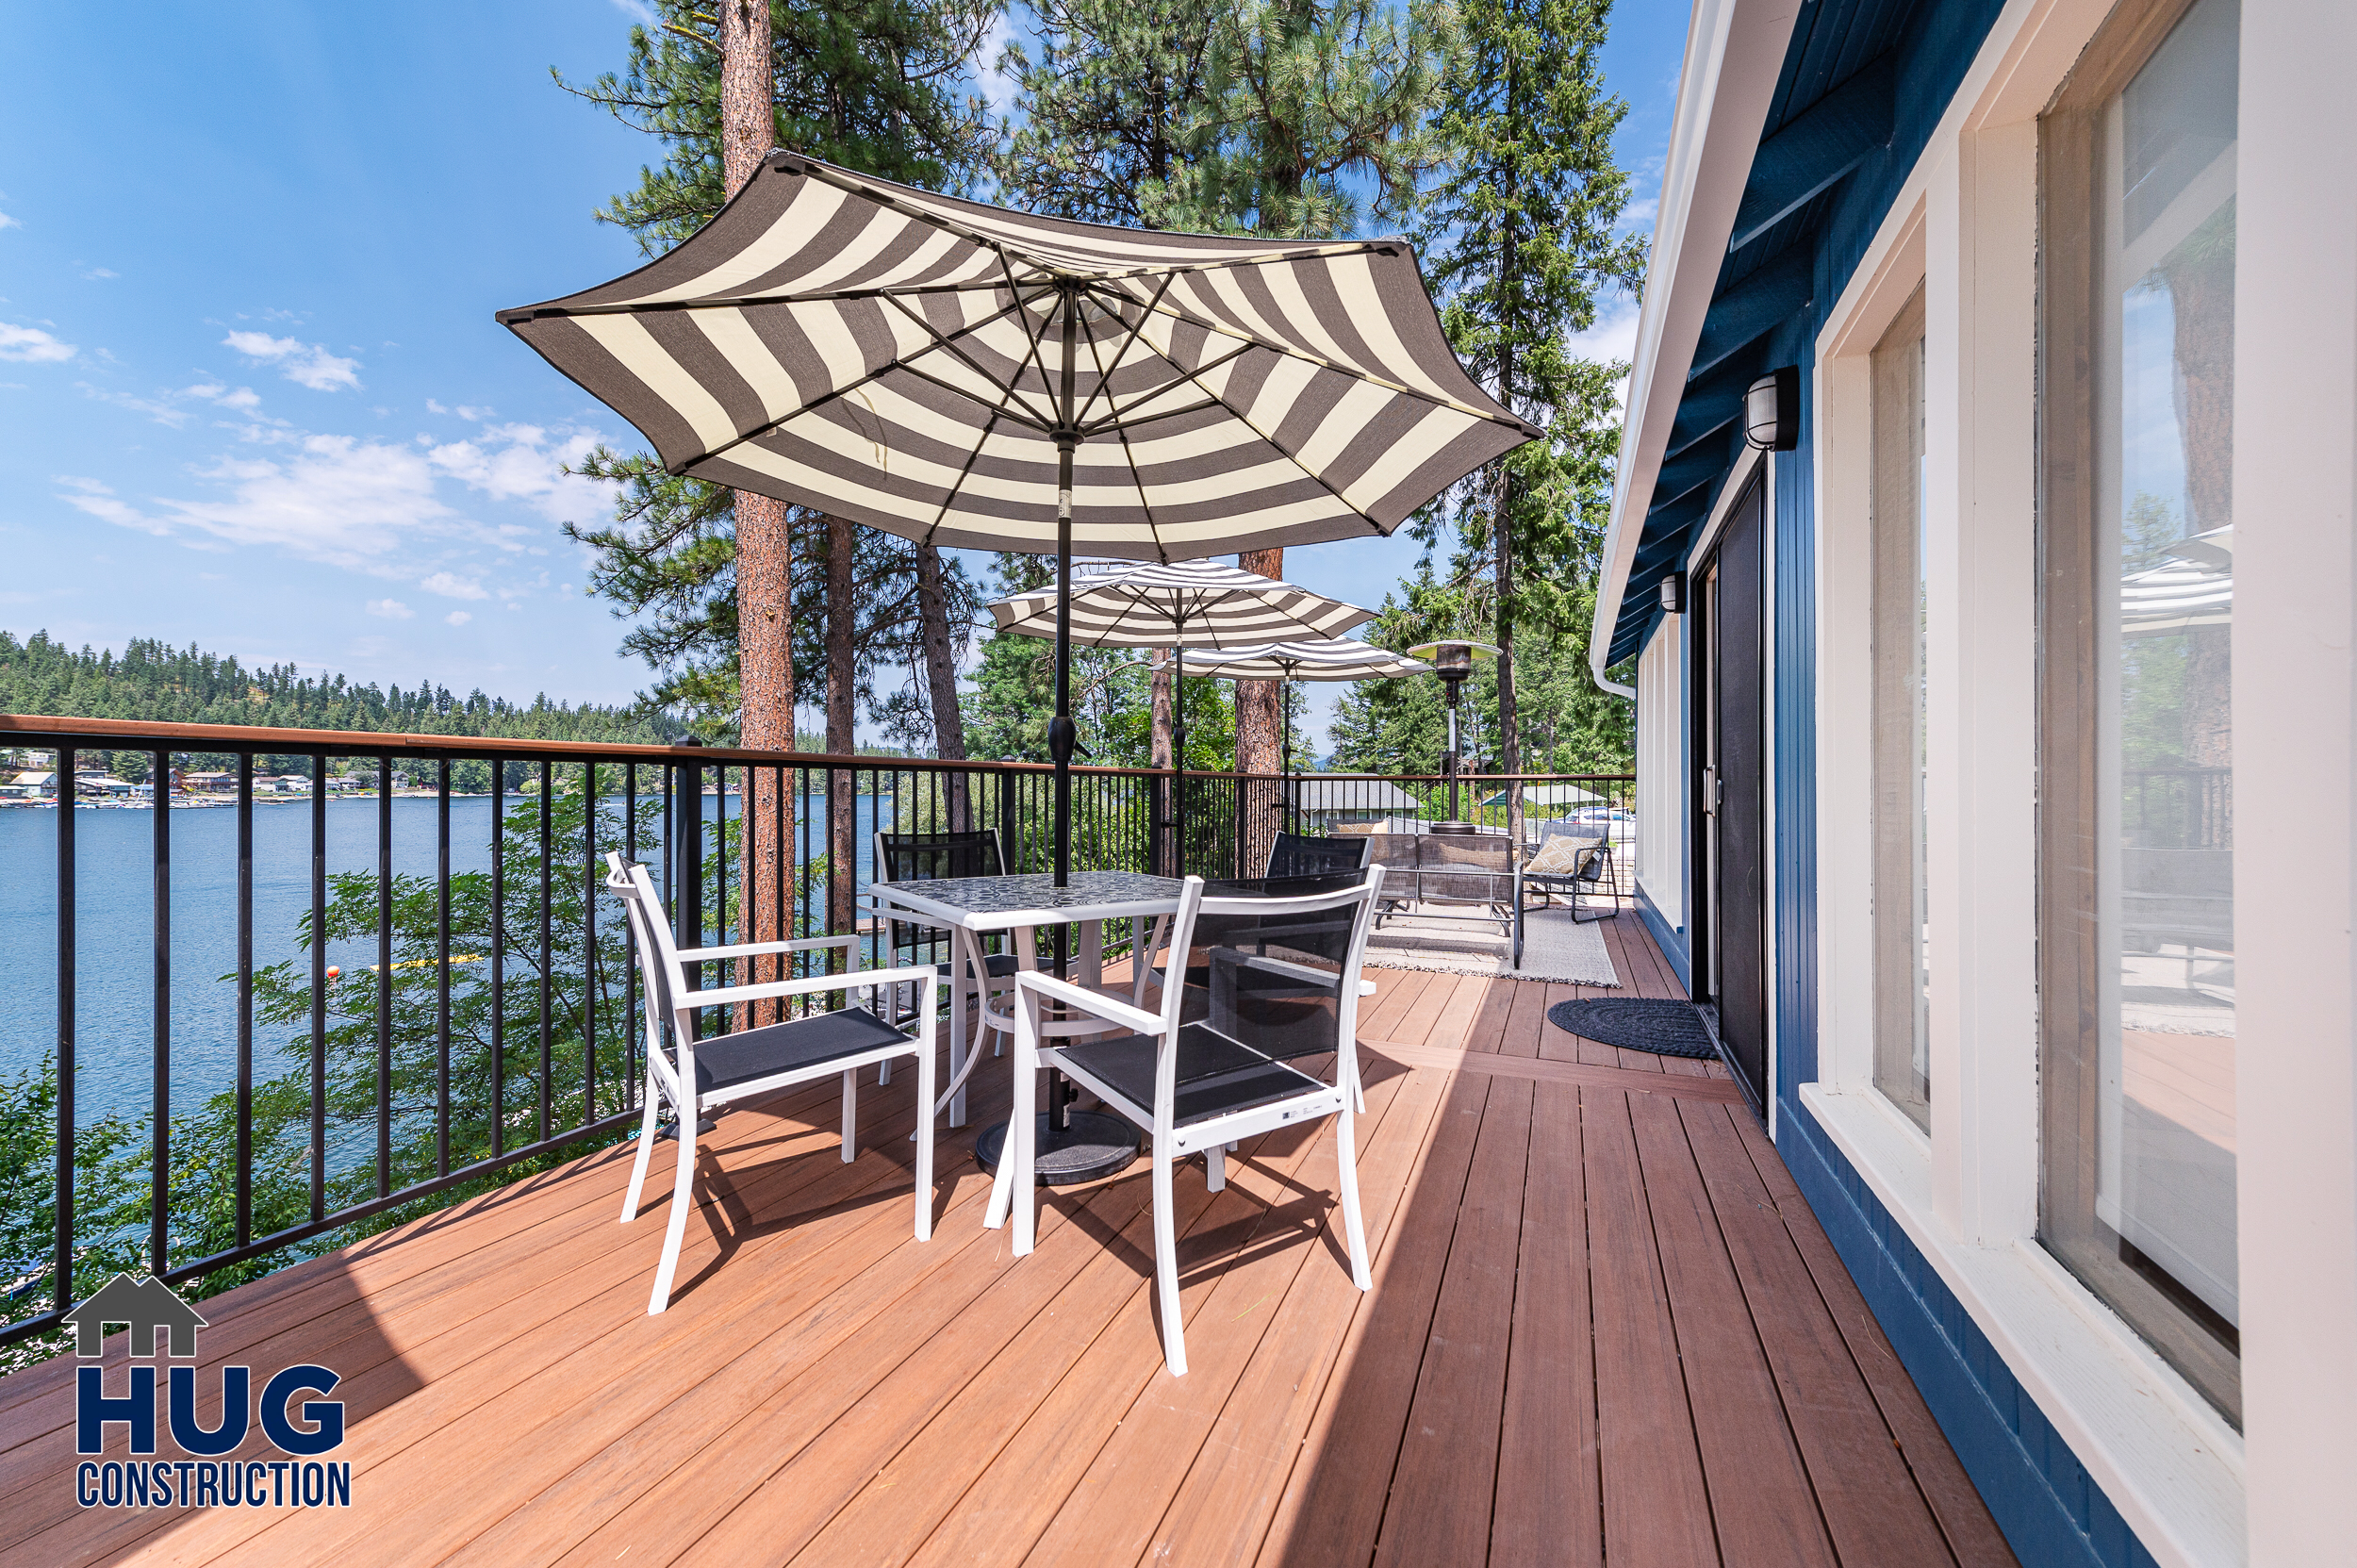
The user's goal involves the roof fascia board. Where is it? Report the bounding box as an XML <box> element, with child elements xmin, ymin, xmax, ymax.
<box><xmin>1591</xmin><ymin>0</ymin><xmax>1804</xmax><ymax>690</ymax></box>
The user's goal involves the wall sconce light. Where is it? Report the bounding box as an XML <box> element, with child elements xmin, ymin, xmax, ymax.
<box><xmin>1658</xmin><ymin>573</ymin><xmax>1685</xmax><ymax>614</ymax></box>
<box><xmin>1744</xmin><ymin>365</ymin><xmax>1800</xmax><ymax>452</ymax></box>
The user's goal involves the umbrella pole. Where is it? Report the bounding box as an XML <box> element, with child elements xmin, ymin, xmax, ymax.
<box><xmin>1172</xmin><ymin>643</ymin><xmax>1186</xmax><ymax>877</ymax></box>
<box><xmin>1280</xmin><ymin>672</ymin><xmax>1292</xmax><ymax>839</ymax></box>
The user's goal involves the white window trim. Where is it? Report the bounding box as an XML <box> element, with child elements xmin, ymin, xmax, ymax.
<box><xmin>1805</xmin><ymin>0</ymin><xmax>2252</xmax><ymax>1561</ymax></box>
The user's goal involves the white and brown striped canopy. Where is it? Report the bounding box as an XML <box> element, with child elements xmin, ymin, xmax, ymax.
<box><xmin>988</xmin><ymin>559</ymin><xmax>1372</xmax><ymax>649</ymax></box>
<box><xmin>1171</xmin><ymin>637</ymin><xmax>1430</xmax><ymax>681</ymax></box>
<box><xmin>500</xmin><ymin>151</ymin><xmax>1538</xmax><ymax>558</ymax></box>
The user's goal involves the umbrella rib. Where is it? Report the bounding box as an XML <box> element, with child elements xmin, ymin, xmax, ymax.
<box><xmin>879</xmin><ymin>289</ymin><xmax>1063</xmax><ymax>430</ymax></box>
<box><xmin>1131</xmin><ymin>345</ymin><xmax>1390</xmax><ymax>540</ymax></box>
<box><xmin>917</xmin><ymin>404</ymin><xmax>1005</xmax><ymax>548</ymax></box>
<box><xmin>996</xmin><ymin>248</ymin><xmax>1070</xmax><ymax>431</ymax></box>
<box><xmin>1080</xmin><ymin>313</ymin><xmax>1172</xmax><ymax>563</ymax></box>
<box><xmin>1078</xmin><ymin>338</ymin><xmax>1257</xmax><ymax>437</ymax></box>
<box><xmin>1069</xmin><ymin>275</ymin><xmax>1178</xmax><ymax>432</ymax></box>
<box><xmin>1135</xmin><ymin>293</ymin><xmax>1538</xmax><ymax>434</ymax></box>
<box><xmin>672</xmin><ymin>283</ymin><xmax>1058</xmax><ymax>474</ymax></box>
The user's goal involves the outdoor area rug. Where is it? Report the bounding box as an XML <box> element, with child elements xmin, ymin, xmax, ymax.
<box><xmin>1545</xmin><ymin>997</ymin><xmax>1719</xmax><ymax>1059</ymax></box>
<box><xmin>1364</xmin><ymin>905</ymin><xmax>1619</xmax><ymax>986</ymax></box>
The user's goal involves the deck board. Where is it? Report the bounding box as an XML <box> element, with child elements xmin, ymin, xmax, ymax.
<box><xmin>0</xmin><ymin>915</ymin><xmax>2014</xmax><ymax>1568</ymax></box>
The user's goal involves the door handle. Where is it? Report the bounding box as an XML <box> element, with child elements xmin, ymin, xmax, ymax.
<box><xmin>1702</xmin><ymin>767</ymin><xmax>1721</xmax><ymax>815</ymax></box>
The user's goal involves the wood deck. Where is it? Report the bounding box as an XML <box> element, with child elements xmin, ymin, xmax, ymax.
<box><xmin>0</xmin><ymin>914</ymin><xmax>2015</xmax><ymax>1567</ymax></box>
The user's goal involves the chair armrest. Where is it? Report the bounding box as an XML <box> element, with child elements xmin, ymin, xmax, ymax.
<box><xmin>1014</xmin><ymin>969</ymin><xmax>1162</xmax><ymax>1036</ymax></box>
<box><xmin>1217</xmin><ymin>950</ymin><xmax>1343</xmax><ymax>993</ymax></box>
<box><xmin>682</xmin><ymin>963</ymin><xmax>938</xmax><ymax>1013</ymax></box>
<box><xmin>682</xmin><ymin>933</ymin><xmax>861</xmax><ymax>963</ymax></box>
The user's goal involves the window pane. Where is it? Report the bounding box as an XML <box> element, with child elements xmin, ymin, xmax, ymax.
<box><xmin>1871</xmin><ymin>289</ymin><xmax>1930</xmax><ymax>1131</ymax></box>
<box><xmin>2039</xmin><ymin>0</ymin><xmax>2240</xmax><ymax>1422</ymax></box>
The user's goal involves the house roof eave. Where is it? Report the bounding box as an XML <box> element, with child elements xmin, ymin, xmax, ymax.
<box><xmin>1590</xmin><ymin>0</ymin><xmax>1801</xmax><ymax>693</ymax></box>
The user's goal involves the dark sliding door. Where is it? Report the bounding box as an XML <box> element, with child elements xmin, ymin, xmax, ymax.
<box><xmin>1696</xmin><ymin>474</ymin><xmax>1770</xmax><ymax>1113</ymax></box>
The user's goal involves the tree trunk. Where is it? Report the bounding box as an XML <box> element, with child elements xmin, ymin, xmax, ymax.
<box><xmin>826</xmin><ymin>513</ymin><xmax>858</xmax><ymax>946</ymax></box>
<box><xmin>914</xmin><ymin>541</ymin><xmax>970</xmax><ymax>831</ymax></box>
<box><xmin>1495</xmin><ymin>157</ymin><xmax>1524</xmax><ymax>848</ymax></box>
<box><xmin>1494</xmin><ymin>461</ymin><xmax>1521</xmax><ymax>843</ymax></box>
<box><xmin>720</xmin><ymin>0</ymin><xmax>790</xmax><ymax>1023</ymax></box>
<box><xmin>1150</xmin><ymin>649</ymin><xmax>1176</xmax><ymax>873</ymax></box>
<box><xmin>1234</xmin><ymin>547</ymin><xmax>1285</xmax><ymax>872</ymax></box>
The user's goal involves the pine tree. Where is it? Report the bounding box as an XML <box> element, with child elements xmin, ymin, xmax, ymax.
<box><xmin>558</xmin><ymin>0</ymin><xmax>994</xmax><ymax>749</ymax></box>
<box><xmin>1412</xmin><ymin>0</ymin><xmax>1644</xmax><ymax>836</ymax></box>
<box><xmin>994</xmin><ymin>0</ymin><xmax>1451</xmax><ymax>803</ymax></box>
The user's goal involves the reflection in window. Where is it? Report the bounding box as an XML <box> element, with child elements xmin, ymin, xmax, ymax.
<box><xmin>1871</xmin><ymin>289</ymin><xmax>1929</xmax><ymax>1131</ymax></box>
<box><xmin>2040</xmin><ymin>0</ymin><xmax>2240</xmax><ymax>1421</ymax></box>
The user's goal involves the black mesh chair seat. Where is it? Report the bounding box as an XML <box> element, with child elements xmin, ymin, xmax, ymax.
<box><xmin>1265</xmin><ymin>832</ymin><xmax>1375</xmax><ymax>880</ymax></box>
<box><xmin>680</xmin><ymin>1006</ymin><xmax>910</xmax><ymax>1097</ymax></box>
<box><xmin>1057</xmin><ymin>1023</ymin><xmax>1327</xmax><ymax>1128</ymax></box>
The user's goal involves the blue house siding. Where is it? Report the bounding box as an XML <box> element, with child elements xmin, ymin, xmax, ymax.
<box><xmin>1780</xmin><ymin>1102</ymin><xmax>2166</xmax><ymax>1568</ymax></box>
<box><xmin>1605</xmin><ymin>0</ymin><xmax>2183</xmax><ymax>1560</ymax></box>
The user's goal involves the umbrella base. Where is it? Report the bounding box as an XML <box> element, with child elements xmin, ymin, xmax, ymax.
<box><xmin>974</xmin><ymin>1112</ymin><xmax>1141</xmax><ymax>1185</ymax></box>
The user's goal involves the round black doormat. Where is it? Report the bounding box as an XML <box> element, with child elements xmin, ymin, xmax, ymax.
<box><xmin>1545</xmin><ymin>998</ymin><xmax>1720</xmax><ymax>1059</ymax></box>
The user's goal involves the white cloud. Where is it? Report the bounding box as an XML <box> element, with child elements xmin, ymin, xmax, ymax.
<box><xmin>606</xmin><ymin>0</ymin><xmax>659</xmax><ymax>25</ymax></box>
<box><xmin>425</xmin><ymin>421</ymin><xmax>615</xmax><ymax>526</ymax></box>
<box><xmin>444</xmin><ymin>610</ymin><xmax>473</xmax><ymax>626</ymax></box>
<box><xmin>56</xmin><ymin>474</ymin><xmax>167</xmax><ymax>533</ymax></box>
<box><xmin>1565</xmin><ymin>298</ymin><xmax>1644</xmax><ymax>414</ymax></box>
<box><xmin>1565</xmin><ymin>298</ymin><xmax>1641</xmax><ymax>368</ymax></box>
<box><xmin>222</xmin><ymin>330</ymin><xmax>361</xmax><ymax>392</ymax></box>
<box><xmin>81</xmin><ymin>266</ymin><xmax>118</xmax><ymax>281</ymax></box>
<box><xmin>1</xmin><ymin>322</ymin><xmax>76</xmax><ymax>363</ymax></box>
<box><xmin>141</xmin><ymin>434</ymin><xmax>461</xmax><ymax>568</ymax></box>
<box><xmin>419</xmin><ymin>569</ymin><xmax>488</xmax><ymax>600</ymax></box>
<box><xmin>366</xmin><ymin>598</ymin><xmax>414</xmax><ymax>619</ymax></box>
<box><xmin>0</xmin><ymin>207</ymin><xmax>19</xmax><ymax>231</ymax></box>
<box><xmin>183</xmin><ymin>381</ymin><xmax>262</xmax><ymax>411</ymax></box>
<box><xmin>79</xmin><ymin>382</ymin><xmax>191</xmax><ymax>426</ymax></box>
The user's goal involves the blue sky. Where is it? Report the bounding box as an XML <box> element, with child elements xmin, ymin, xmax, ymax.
<box><xmin>0</xmin><ymin>0</ymin><xmax>1688</xmax><ymax>744</ymax></box>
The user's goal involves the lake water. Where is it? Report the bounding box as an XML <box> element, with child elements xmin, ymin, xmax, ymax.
<box><xmin>0</xmin><ymin>790</ymin><xmax>896</xmax><ymax>1131</ymax></box>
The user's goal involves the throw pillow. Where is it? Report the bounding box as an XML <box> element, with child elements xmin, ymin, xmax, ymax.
<box><xmin>1526</xmin><ymin>836</ymin><xmax>1597</xmax><ymax>876</ymax></box>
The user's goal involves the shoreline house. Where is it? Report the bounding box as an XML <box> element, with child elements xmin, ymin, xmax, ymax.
<box><xmin>1594</xmin><ymin>0</ymin><xmax>2350</xmax><ymax>1562</ymax></box>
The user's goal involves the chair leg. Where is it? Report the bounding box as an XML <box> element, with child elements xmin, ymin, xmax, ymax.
<box><xmin>1335</xmin><ymin>1107</ymin><xmax>1372</xmax><ymax>1292</ymax></box>
<box><xmin>840</xmin><ymin>1069</ymin><xmax>858</xmax><ymax>1162</ymax></box>
<box><xmin>1203</xmin><ymin>1144</ymin><xmax>1227</xmax><ymax>1193</ymax></box>
<box><xmin>913</xmin><ymin>1042</ymin><xmax>936</xmax><ymax>1243</ymax></box>
<box><xmin>879</xmin><ymin>1057</ymin><xmax>892</xmax><ymax>1085</ymax></box>
<box><xmin>620</xmin><ymin>1065</ymin><xmax>663</xmax><ymax>1223</ymax></box>
<box><xmin>648</xmin><ymin>1104</ymin><xmax>700</xmax><ymax>1315</ymax></box>
<box><xmin>1152</xmin><ymin>1131</ymin><xmax>1186</xmax><ymax>1376</ymax></box>
<box><xmin>1010</xmin><ymin>1006</ymin><xmax>1039</xmax><ymax>1257</ymax></box>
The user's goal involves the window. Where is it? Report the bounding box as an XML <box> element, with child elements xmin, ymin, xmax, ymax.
<box><xmin>1872</xmin><ymin>288</ymin><xmax>1930</xmax><ymax>1131</ymax></box>
<box><xmin>2038</xmin><ymin>0</ymin><xmax>2240</xmax><ymax>1421</ymax></box>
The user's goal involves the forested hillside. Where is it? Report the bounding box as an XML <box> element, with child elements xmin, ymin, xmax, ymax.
<box><xmin>0</xmin><ymin>630</ymin><xmax>675</xmax><ymax>744</ymax></box>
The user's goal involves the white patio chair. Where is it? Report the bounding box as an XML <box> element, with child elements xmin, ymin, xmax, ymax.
<box><xmin>605</xmin><ymin>853</ymin><xmax>938</xmax><ymax>1315</ymax></box>
<box><xmin>1003</xmin><ymin>867</ymin><xmax>1384</xmax><ymax>1376</ymax></box>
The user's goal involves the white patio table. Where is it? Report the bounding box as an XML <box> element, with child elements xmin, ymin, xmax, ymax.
<box><xmin>866</xmin><ymin>869</ymin><xmax>1187</xmax><ymax>1206</ymax></box>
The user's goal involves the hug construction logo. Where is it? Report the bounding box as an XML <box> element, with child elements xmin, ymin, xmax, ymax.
<box><xmin>64</xmin><ymin>1272</ymin><xmax>351</xmax><ymax>1511</ymax></box>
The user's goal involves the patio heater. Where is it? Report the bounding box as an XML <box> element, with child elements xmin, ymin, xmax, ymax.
<box><xmin>1409</xmin><ymin>639</ymin><xmax>1502</xmax><ymax>827</ymax></box>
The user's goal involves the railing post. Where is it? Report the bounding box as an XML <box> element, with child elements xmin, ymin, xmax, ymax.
<box><xmin>53</xmin><ymin>744</ymin><xmax>74</xmax><ymax>1314</ymax></box>
<box><xmin>679</xmin><ymin>742</ymin><xmax>704</xmax><ymax>1039</ymax></box>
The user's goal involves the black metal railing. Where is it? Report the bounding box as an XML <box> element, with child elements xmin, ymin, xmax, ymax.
<box><xmin>0</xmin><ymin>712</ymin><xmax>1629</xmax><ymax>1354</ymax></box>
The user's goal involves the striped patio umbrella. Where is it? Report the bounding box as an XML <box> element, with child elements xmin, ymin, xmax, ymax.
<box><xmin>1175</xmin><ymin>639</ymin><xmax>1431</xmax><ymax>805</ymax></box>
<box><xmin>499</xmin><ymin>150</ymin><xmax>1536</xmax><ymax>884</ymax></box>
<box><xmin>989</xmin><ymin>560</ymin><xmax>1376</xmax><ymax>869</ymax></box>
